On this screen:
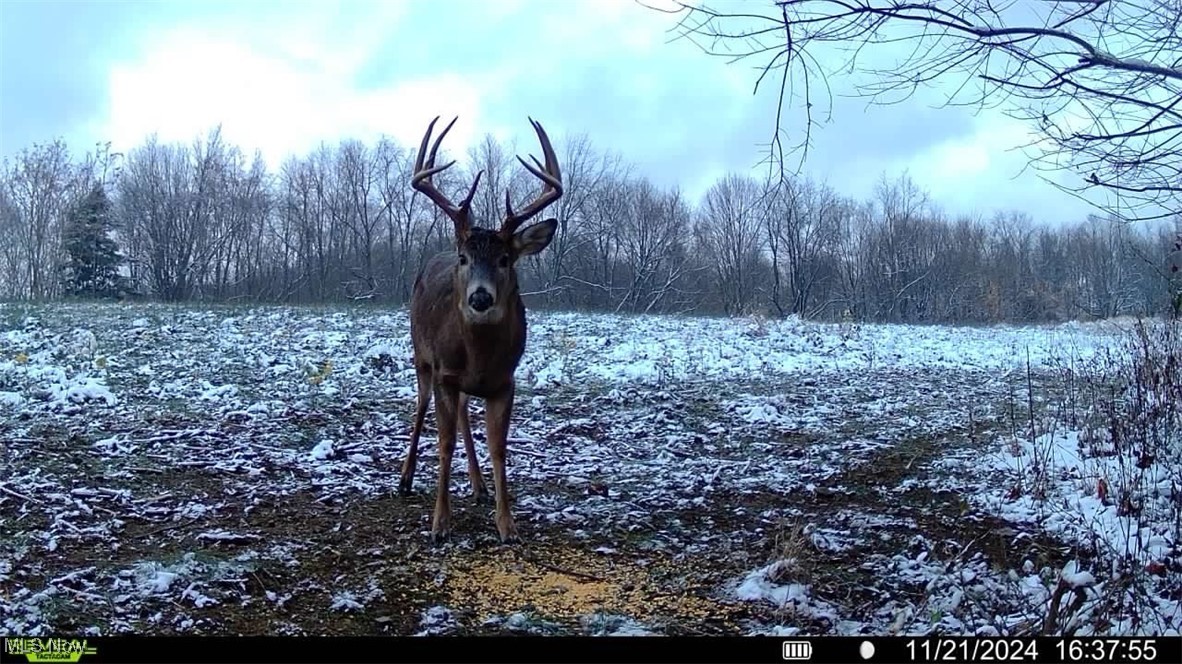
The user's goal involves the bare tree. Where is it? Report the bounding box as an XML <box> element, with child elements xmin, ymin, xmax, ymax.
<box><xmin>862</xmin><ymin>174</ymin><xmax>936</xmax><ymax>321</ymax></box>
<box><xmin>1</xmin><ymin>140</ymin><xmax>82</xmax><ymax>299</ymax></box>
<box><xmin>527</xmin><ymin>134</ymin><xmax>623</xmax><ymax>307</ymax></box>
<box><xmin>466</xmin><ymin>133</ymin><xmax>513</xmax><ymax>228</ymax></box>
<box><xmin>613</xmin><ymin>179</ymin><xmax>673</xmax><ymax>312</ymax></box>
<box><xmin>574</xmin><ymin>171</ymin><xmax>630</xmax><ymax>308</ymax></box>
<box><xmin>118</xmin><ymin>128</ymin><xmax>255</xmax><ymax>300</ymax></box>
<box><xmin>984</xmin><ymin>211</ymin><xmax>1038</xmax><ymax>320</ymax></box>
<box><xmin>331</xmin><ymin>140</ymin><xmax>383</xmax><ymax>299</ymax></box>
<box><xmin>119</xmin><ymin>138</ymin><xmax>192</xmax><ymax>300</ymax></box>
<box><xmin>373</xmin><ymin>138</ymin><xmax>418</xmax><ymax>303</ymax></box>
<box><xmin>272</xmin><ymin>155</ymin><xmax>318</xmax><ymax>300</ymax></box>
<box><xmin>653</xmin><ymin>0</ymin><xmax>1182</xmax><ymax>221</ymax></box>
<box><xmin>698</xmin><ymin>174</ymin><xmax>769</xmax><ymax>314</ymax></box>
<box><xmin>0</xmin><ymin>184</ymin><xmax>22</xmax><ymax>298</ymax></box>
<box><xmin>1073</xmin><ymin>214</ymin><xmax>1141</xmax><ymax>317</ymax></box>
<box><xmin>294</xmin><ymin>144</ymin><xmax>346</xmax><ymax>301</ymax></box>
<box><xmin>765</xmin><ymin>176</ymin><xmax>845</xmax><ymax>316</ymax></box>
<box><xmin>939</xmin><ymin>216</ymin><xmax>991</xmax><ymax>322</ymax></box>
<box><xmin>212</xmin><ymin>152</ymin><xmax>271</xmax><ymax>300</ymax></box>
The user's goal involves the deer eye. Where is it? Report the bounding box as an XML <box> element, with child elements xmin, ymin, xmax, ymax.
<box><xmin>458</xmin><ymin>254</ymin><xmax>469</xmax><ymax>266</ymax></box>
<box><xmin>498</xmin><ymin>255</ymin><xmax>510</xmax><ymax>268</ymax></box>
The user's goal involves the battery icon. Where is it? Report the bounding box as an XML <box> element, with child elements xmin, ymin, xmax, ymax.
<box><xmin>782</xmin><ymin>640</ymin><xmax>813</xmax><ymax>660</ymax></box>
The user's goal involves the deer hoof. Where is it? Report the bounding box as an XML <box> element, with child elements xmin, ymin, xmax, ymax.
<box><xmin>398</xmin><ymin>479</ymin><xmax>414</xmax><ymax>496</ymax></box>
<box><xmin>431</xmin><ymin>511</ymin><xmax>452</xmax><ymax>543</ymax></box>
<box><xmin>496</xmin><ymin>518</ymin><xmax>520</xmax><ymax>544</ymax></box>
<box><xmin>473</xmin><ymin>488</ymin><xmax>491</xmax><ymax>506</ymax></box>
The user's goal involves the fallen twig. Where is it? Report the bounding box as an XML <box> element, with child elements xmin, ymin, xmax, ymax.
<box><xmin>139</xmin><ymin>517</ymin><xmax>200</xmax><ymax>538</ymax></box>
<box><xmin>56</xmin><ymin>585</ymin><xmax>107</xmax><ymax>602</ymax></box>
<box><xmin>174</xmin><ymin>460</ymin><xmax>218</xmax><ymax>468</ymax></box>
<box><xmin>0</xmin><ymin>483</ymin><xmax>43</xmax><ymax>504</ymax></box>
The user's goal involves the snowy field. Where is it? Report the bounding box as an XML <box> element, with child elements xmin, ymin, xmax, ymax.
<box><xmin>1</xmin><ymin>302</ymin><xmax>1178</xmax><ymax>636</ymax></box>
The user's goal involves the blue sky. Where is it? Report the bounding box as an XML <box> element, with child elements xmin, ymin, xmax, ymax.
<box><xmin>0</xmin><ymin>0</ymin><xmax>1095</xmax><ymax>223</ymax></box>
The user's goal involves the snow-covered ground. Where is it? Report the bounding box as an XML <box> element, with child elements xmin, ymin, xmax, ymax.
<box><xmin>0</xmin><ymin>302</ymin><xmax>1177</xmax><ymax>636</ymax></box>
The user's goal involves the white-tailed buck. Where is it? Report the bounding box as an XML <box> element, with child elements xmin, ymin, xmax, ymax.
<box><xmin>399</xmin><ymin>116</ymin><xmax>562</xmax><ymax>543</ymax></box>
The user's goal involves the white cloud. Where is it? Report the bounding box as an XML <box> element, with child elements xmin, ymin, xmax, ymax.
<box><xmin>103</xmin><ymin>27</ymin><xmax>485</xmax><ymax>167</ymax></box>
<box><xmin>96</xmin><ymin>0</ymin><xmax>676</xmax><ymax>169</ymax></box>
<box><xmin>893</xmin><ymin>109</ymin><xmax>1087</xmax><ymax>220</ymax></box>
<box><xmin>909</xmin><ymin>113</ymin><xmax>1018</xmax><ymax>183</ymax></box>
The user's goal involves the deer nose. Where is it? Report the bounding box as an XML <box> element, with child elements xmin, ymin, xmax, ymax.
<box><xmin>468</xmin><ymin>288</ymin><xmax>494</xmax><ymax>312</ymax></box>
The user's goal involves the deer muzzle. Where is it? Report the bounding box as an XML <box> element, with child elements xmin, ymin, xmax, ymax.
<box><xmin>468</xmin><ymin>287</ymin><xmax>494</xmax><ymax>312</ymax></box>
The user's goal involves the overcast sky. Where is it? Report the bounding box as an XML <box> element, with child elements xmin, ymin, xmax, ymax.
<box><xmin>1</xmin><ymin>0</ymin><xmax>1096</xmax><ymax>224</ymax></box>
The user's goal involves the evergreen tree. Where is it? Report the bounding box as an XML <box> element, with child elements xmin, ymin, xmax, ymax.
<box><xmin>60</xmin><ymin>184</ymin><xmax>125</xmax><ymax>298</ymax></box>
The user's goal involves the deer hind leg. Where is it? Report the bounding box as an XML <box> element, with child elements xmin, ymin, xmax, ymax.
<box><xmin>484</xmin><ymin>385</ymin><xmax>519</xmax><ymax>543</ymax></box>
<box><xmin>457</xmin><ymin>392</ymin><xmax>489</xmax><ymax>504</ymax></box>
<box><xmin>430</xmin><ymin>381</ymin><xmax>460</xmax><ymax>543</ymax></box>
<box><xmin>399</xmin><ymin>364</ymin><xmax>432</xmax><ymax>496</ymax></box>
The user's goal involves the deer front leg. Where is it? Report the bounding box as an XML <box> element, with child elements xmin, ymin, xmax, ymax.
<box><xmin>484</xmin><ymin>385</ymin><xmax>519</xmax><ymax>543</ymax></box>
<box><xmin>457</xmin><ymin>392</ymin><xmax>489</xmax><ymax>504</ymax></box>
<box><xmin>399</xmin><ymin>365</ymin><xmax>432</xmax><ymax>496</ymax></box>
<box><xmin>431</xmin><ymin>381</ymin><xmax>460</xmax><ymax>543</ymax></box>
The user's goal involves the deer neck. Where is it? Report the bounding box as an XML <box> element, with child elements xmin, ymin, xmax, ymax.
<box><xmin>458</xmin><ymin>294</ymin><xmax>524</xmax><ymax>361</ymax></box>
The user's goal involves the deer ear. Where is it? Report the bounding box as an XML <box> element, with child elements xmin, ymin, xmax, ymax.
<box><xmin>512</xmin><ymin>218</ymin><xmax>557</xmax><ymax>257</ymax></box>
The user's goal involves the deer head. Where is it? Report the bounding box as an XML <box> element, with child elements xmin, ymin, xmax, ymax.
<box><xmin>411</xmin><ymin>116</ymin><xmax>562</xmax><ymax>326</ymax></box>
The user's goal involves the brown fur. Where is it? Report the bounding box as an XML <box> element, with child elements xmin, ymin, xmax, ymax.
<box><xmin>398</xmin><ymin>116</ymin><xmax>562</xmax><ymax>543</ymax></box>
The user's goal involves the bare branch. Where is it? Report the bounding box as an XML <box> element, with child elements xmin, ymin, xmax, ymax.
<box><xmin>650</xmin><ymin>0</ymin><xmax>1182</xmax><ymax>221</ymax></box>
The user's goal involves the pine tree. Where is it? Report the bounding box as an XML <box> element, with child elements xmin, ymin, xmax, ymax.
<box><xmin>60</xmin><ymin>184</ymin><xmax>125</xmax><ymax>298</ymax></box>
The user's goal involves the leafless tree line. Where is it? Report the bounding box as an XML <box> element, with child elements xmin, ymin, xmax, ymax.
<box><xmin>1</xmin><ymin>129</ymin><xmax>1179</xmax><ymax>323</ymax></box>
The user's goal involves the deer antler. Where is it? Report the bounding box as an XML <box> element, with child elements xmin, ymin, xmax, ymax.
<box><xmin>411</xmin><ymin>116</ymin><xmax>483</xmax><ymax>236</ymax></box>
<box><xmin>502</xmin><ymin>117</ymin><xmax>563</xmax><ymax>236</ymax></box>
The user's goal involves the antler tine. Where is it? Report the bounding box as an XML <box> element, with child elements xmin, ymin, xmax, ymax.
<box><xmin>412</xmin><ymin>116</ymin><xmax>457</xmax><ymax>182</ymax></box>
<box><xmin>502</xmin><ymin>117</ymin><xmax>564</xmax><ymax>236</ymax></box>
<box><xmin>461</xmin><ymin>170</ymin><xmax>484</xmax><ymax>210</ymax></box>
<box><xmin>410</xmin><ymin>115</ymin><xmax>478</xmax><ymax>235</ymax></box>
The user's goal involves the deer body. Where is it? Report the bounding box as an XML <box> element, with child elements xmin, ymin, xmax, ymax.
<box><xmin>398</xmin><ymin>117</ymin><xmax>562</xmax><ymax>544</ymax></box>
<box><xmin>409</xmin><ymin>250</ymin><xmax>527</xmax><ymax>397</ymax></box>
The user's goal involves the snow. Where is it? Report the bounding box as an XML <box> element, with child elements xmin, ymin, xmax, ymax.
<box><xmin>527</xmin><ymin>312</ymin><xmax>1112</xmax><ymax>384</ymax></box>
<box><xmin>140</xmin><ymin>569</ymin><xmax>178</xmax><ymax>594</ymax></box>
<box><xmin>1060</xmin><ymin>561</ymin><xmax>1097</xmax><ymax>589</ymax></box>
<box><xmin>975</xmin><ymin>429</ymin><xmax>1178</xmax><ymax>566</ymax></box>
<box><xmin>308</xmin><ymin>439</ymin><xmax>335</xmax><ymax>461</ymax></box>
<box><xmin>414</xmin><ymin>605</ymin><xmax>457</xmax><ymax>635</ymax></box>
<box><xmin>581</xmin><ymin>612</ymin><xmax>656</xmax><ymax>636</ymax></box>
<box><xmin>49</xmin><ymin>376</ymin><xmax>118</xmax><ymax>407</ymax></box>
<box><xmin>733</xmin><ymin>561</ymin><xmax>844</xmax><ymax>631</ymax></box>
<box><xmin>329</xmin><ymin>592</ymin><xmax>365</xmax><ymax>612</ymax></box>
<box><xmin>0</xmin><ymin>302</ymin><xmax>1176</xmax><ymax>637</ymax></box>
<box><xmin>0</xmin><ymin>391</ymin><xmax>24</xmax><ymax>407</ymax></box>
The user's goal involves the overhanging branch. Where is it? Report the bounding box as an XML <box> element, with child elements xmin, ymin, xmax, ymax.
<box><xmin>650</xmin><ymin>0</ymin><xmax>1182</xmax><ymax>222</ymax></box>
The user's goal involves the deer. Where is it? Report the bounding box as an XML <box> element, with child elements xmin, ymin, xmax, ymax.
<box><xmin>398</xmin><ymin>115</ymin><xmax>562</xmax><ymax>544</ymax></box>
